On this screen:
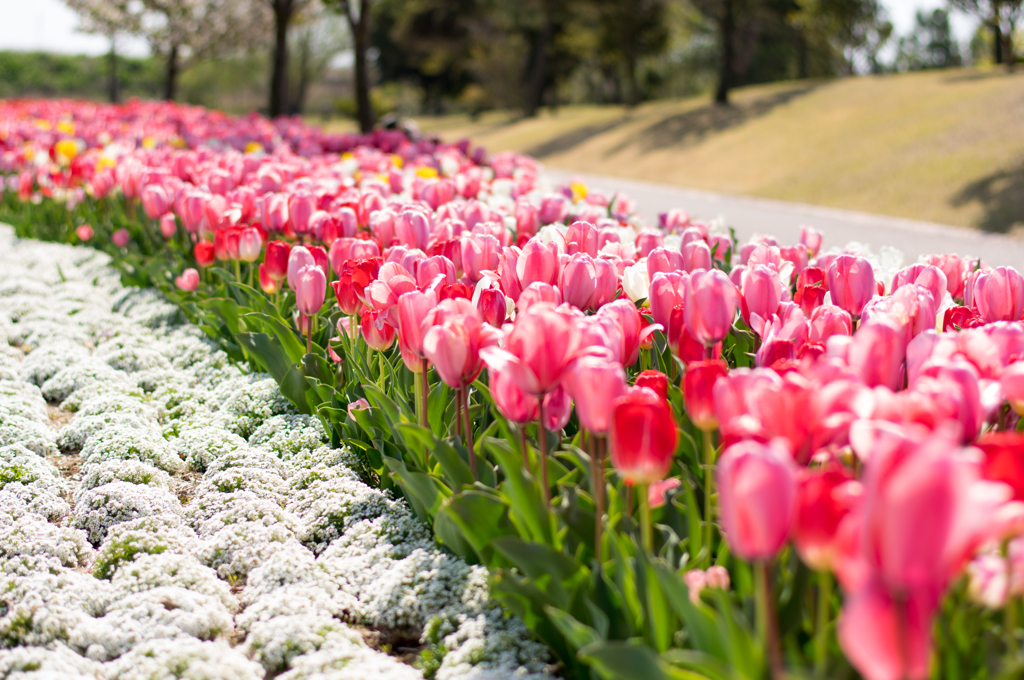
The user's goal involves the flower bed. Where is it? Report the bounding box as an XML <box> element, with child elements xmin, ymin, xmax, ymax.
<box><xmin>0</xmin><ymin>227</ymin><xmax>551</xmax><ymax>680</ymax></box>
<box><xmin>3</xmin><ymin>99</ymin><xmax>1024</xmax><ymax>680</ymax></box>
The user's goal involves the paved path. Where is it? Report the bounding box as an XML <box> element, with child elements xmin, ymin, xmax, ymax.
<box><xmin>545</xmin><ymin>169</ymin><xmax>1024</xmax><ymax>267</ymax></box>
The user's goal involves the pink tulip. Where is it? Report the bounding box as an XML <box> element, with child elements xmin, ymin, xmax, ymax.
<box><xmin>636</xmin><ymin>231</ymin><xmax>664</xmax><ymax>258</ymax></box>
<box><xmin>741</xmin><ymin>265</ymin><xmax>782</xmax><ymax>336</ymax></box>
<box><xmin>287</xmin><ymin>246</ymin><xmax>315</xmax><ymax>291</ymax></box>
<box><xmin>175</xmin><ymin>268</ymin><xmax>200</xmax><ymax>292</ymax></box>
<box><xmin>539</xmin><ymin>195</ymin><xmax>569</xmax><ymax>224</ymax></box>
<box><xmin>543</xmin><ymin>385</ymin><xmax>573</xmax><ymax>431</ymax></box>
<box><xmin>517</xmin><ymin>238</ymin><xmax>560</xmax><ymax>289</ymax></box>
<box><xmin>238</xmin><ymin>227</ymin><xmax>262</xmax><ymax>263</ymax></box>
<box><xmin>295</xmin><ymin>265</ymin><xmax>327</xmax><ymax>316</ymax></box>
<box><xmin>809</xmin><ymin>304</ymin><xmax>852</xmax><ymax>343</ymax></box>
<box><xmin>682</xmin><ymin>240</ymin><xmax>712</xmax><ymax>273</ymax></box>
<box><xmin>397</xmin><ymin>209</ymin><xmax>430</xmax><ymax>250</ymax></box>
<box><xmin>480</xmin><ymin>302</ymin><xmax>584</xmax><ymax>395</ymax></box>
<box><xmin>490</xmin><ymin>369</ymin><xmax>539</xmax><ymax>424</ymax></box>
<box><xmin>716</xmin><ymin>439</ymin><xmax>797</xmax><ymax>561</ymax></box>
<box><xmin>461</xmin><ymin>232</ymin><xmax>501</xmax><ymax>282</ymax></box>
<box><xmin>112</xmin><ymin>228</ymin><xmax>130</xmax><ymax>249</ymax></box>
<box><xmin>1002</xmin><ymin>363</ymin><xmax>1024</xmax><ymax>414</ymax></box>
<box><xmin>361</xmin><ymin>310</ymin><xmax>396</xmax><ymax>351</ymax></box>
<box><xmin>476</xmin><ymin>287</ymin><xmax>507</xmax><ymax>328</ymax></box>
<box><xmin>596</xmin><ymin>299</ymin><xmax>643</xmax><ymax>368</ymax></box>
<box><xmin>972</xmin><ymin>266</ymin><xmax>1024</xmax><ymax>322</ymax></box>
<box><xmin>685</xmin><ymin>269</ymin><xmax>738</xmax><ymax>347</ymax></box>
<box><xmin>517</xmin><ymin>282</ymin><xmax>562</xmax><ymax>313</ymax></box>
<box><xmin>564</xmin><ymin>356</ymin><xmax>628</xmax><ymax>433</ymax></box>
<box><xmin>288</xmin><ymin>192</ymin><xmax>316</xmax><ymax>234</ymax></box>
<box><xmin>799</xmin><ymin>225</ymin><xmax>822</xmax><ymax>257</ymax></box>
<box><xmin>396</xmin><ymin>289</ymin><xmax>437</xmax><ymax>372</ymax></box>
<box><xmin>649</xmin><ymin>271</ymin><xmax>688</xmax><ymax>332</ymax></box>
<box><xmin>843</xmin><ymin>319</ymin><xmax>906</xmax><ymax>390</ymax></box>
<box><xmin>417</xmin><ymin>255</ymin><xmax>456</xmax><ymax>289</ymax></box>
<box><xmin>559</xmin><ymin>253</ymin><xmax>597</xmax><ymax>310</ymax></box>
<box><xmin>590</xmin><ymin>259</ymin><xmax>619</xmax><ymax>311</ymax></box>
<box><xmin>891</xmin><ymin>264</ymin><xmax>948</xmax><ymax>309</ymax></box>
<box><xmin>828</xmin><ymin>255</ymin><xmax>876</xmax><ymax>317</ymax></box>
<box><xmin>423</xmin><ymin>299</ymin><xmax>503</xmax><ymax>388</ymax></box>
<box><xmin>646</xmin><ymin>247</ymin><xmax>684</xmax><ymax>278</ymax></box>
<box><xmin>76</xmin><ymin>224</ymin><xmax>94</xmax><ymax>241</ymax></box>
<box><xmin>141</xmin><ymin>184</ymin><xmax>169</xmax><ymax>219</ymax></box>
<box><xmin>159</xmin><ymin>213</ymin><xmax>178</xmax><ymax>239</ymax></box>
<box><xmin>515</xmin><ymin>199</ymin><xmax>540</xmax><ymax>237</ymax></box>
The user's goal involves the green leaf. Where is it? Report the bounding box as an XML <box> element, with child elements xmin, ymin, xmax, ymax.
<box><xmin>544</xmin><ymin>606</ymin><xmax>603</xmax><ymax>651</ymax></box>
<box><xmin>384</xmin><ymin>456</ymin><xmax>450</xmax><ymax>522</ymax></box>
<box><xmin>434</xmin><ymin>490</ymin><xmax>516</xmax><ymax>565</ymax></box>
<box><xmin>492</xmin><ymin>536</ymin><xmax>586</xmax><ymax>610</ymax></box>
<box><xmin>578</xmin><ymin>640</ymin><xmax>707</xmax><ymax>680</ymax></box>
<box><xmin>487</xmin><ymin>441</ymin><xmax>554</xmax><ymax>546</ymax></box>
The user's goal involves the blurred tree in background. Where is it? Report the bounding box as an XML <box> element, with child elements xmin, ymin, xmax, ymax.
<box><xmin>895</xmin><ymin>8</ymin><xmax>963</xmax><ymax>69</ymax></box>
<box><xmin>948</xmin><ymin>0</ymin><xmax>1022</xmax><ymax>64</ymax></box>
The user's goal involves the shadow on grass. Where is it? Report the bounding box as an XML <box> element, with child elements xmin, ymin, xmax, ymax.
<box><xmin>524</xmin><ymin>116</ymin><xmax>636</xmax><ymax>159</ymax></box>
<box><xmin>951</xmin><ymin>162</ymin><xmax>1024</xmax><ymax>233</ymax></box>
<box><xmin>943</xmin><ymin>68</ymin><xmax>1020</xmax><ymax>84</ymax></box>
<box><xmin>608</xmin><ymin>83</ymin><xmax>822</xmax><ymax>156</ymax></box>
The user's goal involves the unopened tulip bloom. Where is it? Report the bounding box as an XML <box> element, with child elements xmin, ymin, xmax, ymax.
<box><xmin>141</xmin><ymin>184</ymin><xmax>169</xmax><ymax>220</ymax></box>
<box><xmin>287</xmin><ymin>246</ymin><xmax>316</xmax><ymax>291</ymax></box>
<box><xmin>112</xmin><ymin>228</ymin><xmax>130</xmax><ymax>249</ymax></box>
<box><xmin>194</xmin><ymin>241</ymin><xmax>215</xmax><ymax>267</ymax></box>
<box><xmin>159</xmin><ymin>213</ymin><xmax>177</xmax><ymax>239</ymax></box>
<box><xmin>461</xmin><ymin>232</ymin><xmax>501</xmax><ymax>282</ymax></box>
<box><xmin>685</xmin><ymin>269</ymin><xmax>738</xmax><ymax>347</ymax></box>
<box><xmin>597</xmin><ymin>299</ymin><xmax>644</xmax><ymax>368</ymax></box>
<box><xmin>264</xmin><ymin>241</ymin><xmax>290</xmax><ymax>282</ymax></box>
<box><xmin>716</xmin><ymin>439</ymin><xmax>797</xmax><ymax>561</ymax></box>
<box><xmin>517</xmin><ymin>238</ymin><xmax>560</xmax><ymax>289</ymax></box>
<box><xmin>288</xmin><ymin>191</ymin><xmax>316</xmax><ymax>234</ymax></box>
<box><xmin>891</xmin><ymin>264</ymin><xmax>948</xmax><ymax>310</ymax></box>
<box><xmin>977</xmin><ymin>433</ymin><xmax>1024</xmax><ymax>501</ymax></box>
<box><xmin>973</xmin><ymin>266</ymin><xmax>1024</xmax><ymax>322</ymax></box>
<box><xmin>76</xmin><ymin>224</ymin><xmax>93</xmax><ymax>241</ymax></box>
<box><xmin>794</xmin><ymin>463</ymin><xmax>858</xmax><ymax>571</ymax></box>
<box><xmin>564</xmin><ymin>356</ymin><xmax>628</xmax><ymax>433</ymax></box>
<box><xmin>590</xmin><ymin>259</ymin><xmax>619</xmax><ymax>311</ymax></box>
<box><xmin>649</xmin><ymin>272</ymin><xmax>688</xmax><ymax>331</ymax></box>
<box><xmin>741</xmin><ymin>265</ymin><xmax>783</xmax><ymax>336</ymax></box>
<box><xmin>622</xmin><ymin>263</ymin><xmax>650</xmax><ymax>303</ymax></box>
<box><xmin>476</xmin><ymin>287</ymin><xmax>507</xmax><ymax>327</ymax></box>
<box><xmin>175</xmin><ymin>268</ymin><xmax>200</xmax><ymax>292</ymax></box>
<box><xmin>635</xmin><ymin>370</ymin><xmax>669</xmax><ymax>402</ymax></box>
<box><xmin>259</xmin><ymin>264</ymin><xmax>278</xmax><ymax>294</ymax></box>
<box><xmin>560</xmin><ymin>253</ymin><xmax>597</xmax><ymax>310</ymax></box>
<box><xmin>809</xmin><ymin>304</ymin><xmax>852</xmax><ymax>343</ymax></box>
<box><xmin>295</xmin><ymin>265</ymin><xmax>327</xmax><ymax>316</ymax></box>
<box><xmin>238</xmin><ymin>227</ymin><xmax>262</xmax><ymax>263</ymax></box>
<box><xmin>844</xmin><ymin>319</ymin><xmax>905</xmax><ymax>390</ymax></box>
<box><xmin>422</xmin><ymin>299</ymin><xmax>502</xmax><ymax>388</ymax></box>
<box><xmin>800</xmin><ymin>226</ymin><xmax>823</xmax><ymax>257</ymax></box>
<box><xmin>610</xmin><ymin>389</ymin><xmax>679</xmax><ymax>486</ymax></box>
<box><xmin>682</xmin><ymin>240</ymin><xmax>712</xmax><ymax>273</ymax></box>
<box><xmin>647</xmin><ymin>247</ymin><xmax>684</xmax><ymax>277</ymax></box>
<box><xmin>490</xmin><ymin>369</ymin><xmax>539</xmax><ymax>424</ymax></box>
<box><xmin>1002</xmin><ymin>363</ymin><xmax>1024</xmax><ymax>415</ymax></box>
<box><xmin>684</xmin><ymin>360</ymin><xmax>729</xmax><ymax>431</ymax></box>
<box><xmin>828</xmin><ymin>255</ymin><xmax>875</xmax><ymax>317</ymax></box>
<box><xmin>361</xmin><ymin>310</ymin><xmax>396</xmax><ymax>351</ymax></box>
<box><xmin>517</xmin><ymin>281</ymin><xmax>562</xmax><ymax>313</ymax></box>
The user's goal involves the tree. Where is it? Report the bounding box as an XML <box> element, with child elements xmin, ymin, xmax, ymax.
<box><xmin>788</xmin><ymin>0</ymin><xmax>890</xmax><ymax>77</ymax></box>
<box><xmin>63</xmin><ymin>0</ymin><xmax>138</xmax><ymax>103</ymax></box>
<box><xmin>895</xmin><ymin>8</ymin><xmax>962</xmax><ymax>70</ymax></box>
<box><xmin>323</xmin><ymin>0</ymin><xmax>375</xmax><ymax>131</ymax></box>
<box><xmin>949</xmin><ymin>0</ymin><xmax>1023</xmax><ymax>65</ymax></box>
<box><xmin>289</xmin><ymin>3</ymin><xmax>350</xmax><ymax>114</ymax></box>
<box><xmin>594</xmin><ymin>0</ymin><xmax>669</xmax><ymax>106</ymax></box>
<box><xmin>264</xmin><ymin>0</ymin><xmax>314</xmax><ymax>117</ymax></box>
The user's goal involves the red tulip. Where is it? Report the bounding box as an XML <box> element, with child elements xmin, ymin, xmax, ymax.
<box><xmin>828</xmin><ymin>255</ymin><xmax>875</xmax><ymax>317</ymax></box>
<box><xmin>635</xmin><ymin>370</ymin><xmax>669</xmax><ymax>402</ymax></box>
<box><xmin>258</xmin><ymin>264</ymin><xmax>278</xmax><ymax>294</ymax></box>
<box><xmin>977</xmin><ymin>433</ymin><xmax>1024</xmax><ymax>501</ymax></box>
<box><xmin>194</xmin><ymin>240</ymin><xmax>215</xmax><ymax>267</ymax></box>
<box><xmin>794</xmin><ymin>463</ymin><xmax>858</xmax><ymax>571</ymax></box>
<box><xmin>295</xmin><ymin>265</ymin><xmax>326</xmax><ymax>316</ymax></box>
<box><xmin>685</xmin><ymin>269</ymin><xmax>737</xmax><ymax>347</ymax></box>
<box><xmin>476</xmin><ymin>287</ymin><xmax>507</xmax><ymax>327</ymax></box>
<box><xmin>564</xmin><ymin>356</ymin><xmax>628</xmax><ymax>433</ymax></box>
<box><xmin>609</xmin><ymin>390</ymin><xmax>679</xmax><ymax>486</ymax></box>
<box><xmin>716</xmin><ymin>439</ymin><xmax>797</xmax><ymax>561</ymax></box>
<box><xmin>175</xmin><ymin>268</ymin><xmax>199</xmax><ymax>292</ymax></box>
<box><xmin>360</xmin><ymin>309</ymin><xmax>396</xmax><ymax>351</ymax></box>
<box><xmin>264</xmin><ymin>241</ymin><xmax>290</xmax><ymax>282</ymax></box>
<box><xmin>684</xmin><ymin>360</ymin><xmax>729</xmax><ymax>431</ymax></box>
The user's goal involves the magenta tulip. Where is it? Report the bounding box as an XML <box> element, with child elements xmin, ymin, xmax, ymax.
<box><xmin>685</xmin><ymin>269</ymin><xmax>738</xmax><ymax>347</ymax></box>
<box><xmin>295</xmin><ymin>265</ymin><xmax>326</xmax><ymax>316</ymax></box>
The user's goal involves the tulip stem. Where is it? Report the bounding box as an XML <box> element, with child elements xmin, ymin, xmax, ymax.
<box><xmin>703</xmin><ymin>428</ymin><xmax>715</xmax><ymax>566</ymax></box>
<box><xmin>305</xmin><ymin>316</ymin><xmax>313</xmax><ymax>356</ymax></box>
<box><xmin>755</xmin><ymin>560</ymin><xmax>783</xmax><ymax>680</ymax></box>
<box><xmin>1006</xmin><ymin>539</ymin><xmax>1018</xmax><ymax>656</ymax></box>
<box><xmin>247</xmin><ymin>264</ymin><xmax>253</xmax><ymax>289</ymax></box>
<box><xmin>520</xmin><ymin>427</ymin><xmax>530</xmax><ymax>472</ymax></box>
<box><xmin>638</xmin><ymin>482</ymin><xmax>653</xmax><ymax>553</ymax></box>
<box><xmin>234</xmin><ymin>259</ymin><xmax>241</xmax><ymax>281</ymax></box>
<box><xmin>413</xmin><ymin>371</ymin><xmax>424</xmax><ymax>426</ymax></box>
<box><xmin>538</xmin><ymin>405</ymin><xmax>551</xmax><ymax>509</ymax></box>
<box><xmin>455</xmin><ymin>387</ymin><xmax>463</xmax><ymax>438</ymax></box>
<box><xmin>421</xmin><ymin>362</ymin><xmax>431</xmax><ymax>429</ymax></box>
<box><xmin>463</xmin><ymin>387</ymin><xmax>476</xmax><ymax>480</ymax></box>
<box><xmin>589</xmin><ymin>433</ymin><xmax>604</xmax><ymax>562</ymax></box>
<box><xmin>815</xmin><ymin>570</ymin><xmax>833</xmax><ymax>678</ymax></box>
<box><xmin>349</xmin><ymin>314</ymin><xmax>358</xmax><ymax>359</ymax></box>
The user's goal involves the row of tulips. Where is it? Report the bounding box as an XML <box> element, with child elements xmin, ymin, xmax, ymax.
<box><xmin>7</xmin><ymin>99</ymin><xmax>1024</xmax><ymax>680</ymax></box>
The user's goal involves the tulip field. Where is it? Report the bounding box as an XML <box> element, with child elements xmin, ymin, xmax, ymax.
<box><xmin>3</xmin><ymin>99</ymin><xmax>1024</xmax><ymax>680</ymax></box>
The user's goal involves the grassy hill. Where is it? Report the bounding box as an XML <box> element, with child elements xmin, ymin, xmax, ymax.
<box><xmin>334</xmin><ymin>69</ymin><xmax>1024</xmax><ymax>233</ymax></box>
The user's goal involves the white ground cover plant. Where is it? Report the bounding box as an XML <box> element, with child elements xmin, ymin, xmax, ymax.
<box><xmin>0</xmin><ymin>225</ymin><xmax>554</xmax><ymax>680</ymax></box>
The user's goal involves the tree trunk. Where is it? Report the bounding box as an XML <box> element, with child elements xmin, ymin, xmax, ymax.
<box><xmin>269</xmin><ymin>0</ymin><xmax>291</xmax><ymax>118</ymax></box>
<box><xmin>108</xmin><ymin>37</ymin><xmax>119</xmax><ymax>104</ymax></box>
<box><xmin>164</xmin><ymin>44</ymin><xmax>179</xmax><ymax>101</ymax></box>
<box><xmin>715</xmin><ymin>0</ymin><xmax>735</xmax><ymax>105</ymax></box>
<box><xmin>624</xmin><ymin>45</ymin><xmax>639</xmax><ymax>107</ymax></box>
<box><xmin>994</xmin><ymin>20</ymin><xmax>1005</xmax><ymax>64</ymax></box>
<box><xmin>293</xmin><ymin>36</ymin><xmax>310</xmax><ymax>115</ymax></box>
<box><xmin>525</xmin><ymin>11</ymin><xmax>554</xmax><ymax>117</ymax></box>
<box><xmin>349</xmin><ymin>0</ymin><xmax>375</xmax><ymax>133</ymax></box>
<box><xmin>797</xmin><ymin>29</ymin><xmax>808</xmax><ymax>79</ymax></box>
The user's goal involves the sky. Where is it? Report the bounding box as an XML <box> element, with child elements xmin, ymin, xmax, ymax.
<box><xmin>0</xmin><ymin>0</ymin><xmax>980</xmax><ymax>59</ymax></box>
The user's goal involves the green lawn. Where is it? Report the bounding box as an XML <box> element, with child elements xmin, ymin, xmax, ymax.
<box><xmin>325</xmin><ymin>68</ymin><xmax>1024</xmax><ymax>233</ymax></box>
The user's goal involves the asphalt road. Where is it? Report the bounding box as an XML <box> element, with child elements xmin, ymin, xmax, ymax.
<box><xmin>545</xmin><ymin>169</ymin><xmax>1024</xmax><ymax>267</ymax></box>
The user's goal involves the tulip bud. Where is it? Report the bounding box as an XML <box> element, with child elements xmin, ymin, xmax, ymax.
<box><xmin>827</xmin><ymin>255</ymin><xmax>875</xmax><ymax>317</ymax></box>
<box><xmin>635</xmin><ymin>370</ymin><xmax>669</xmax><ymax>402</ymax></box>
<box><xmin>684</xmin><ymin>360</ymin><xmax>728</xmax><ymax>431</ymax></box>
<box><xmin>287</xmin><ymin>246</ymin><xmax>315</xmax><ymax>291</ymax></box>
<box><xmin>264</xmin><ymin>241</ymin><xmax>290</xmax><ymax>282</ymax></box>
<box><xmin>295</xmin><ymin>265</ymin><xmax>327</xmax><ymax>316</ymax></box>
<box><xmin>793</xmin><ymin>463</ymin><xmax>858</xmax><ymax>571</ymax></box>
<box><xmin>194</xmin><ymin>241</ymin><xmax>215</xmax><ymax>267</ymax></box>
<box><xmin>159</xmin><ymin>213</ymin><xmax>178</xmax><ymax>239</ymax></box>
<box><xmin>610</xmin><ymin>390</ymin><xmax>679</xmax><ymax>486</ymax></box>
<box><xmin>490</xmin><ymin>369</ymin><xmax>539</xmax><ymax>424</ymax></box>
<box><xmin>238</xmin><ymin>227</ymin><xmax>262</xmax><ymax>263</ymax></box>
<box><xmin>360</xmin><ymin>310</ymin><xmax>396</xmax><ymax>351</ymax></box>
<box><xmin>175</xmin><ymin>268</ymin><xmax>200</xmax><ymax>292</ymax></box>
<box><xmin>259</xmin><ymin>264</ymin><xmax>278</xmax><ymax>294</ymax></box>
<box><xmin>716</xmin><ymin>439</ymin><xmax>797</xmax><ymax>561</ymax></box>
<box><xmin>112</xmin><ymin>228</ymin><xmax>130</xmax><ymax>249</ymax></box>
<box><xmin>685</xmin><ymin>269</ymin><xmax>737</xmax><ymax>347</ymax></box>
<box><xmin>76</xmin><ymin>224</ymin><xmax>93</xmax><ymax>241</ymax></box>
<box><xmin>477</xmin><ymin>288</ymin><xmax>507</xmax><ymax>328</ymax></box>
<box><xmin>564</xmin><ymin>356</ymin><xmax>628</xmax><ymax>434</ymax></box>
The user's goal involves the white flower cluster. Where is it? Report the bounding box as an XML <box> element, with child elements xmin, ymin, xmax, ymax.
<box><xmin>0</xmin><ymin>226</ymin><xmax>554</xmax><ymax>680</ymax></box>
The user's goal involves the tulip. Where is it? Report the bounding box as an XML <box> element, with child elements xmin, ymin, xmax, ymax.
<box><xmin>636</xmin><ymin>231</ymin><xmax>664</xmax><ymax>258</ymax></box>
<box><xmin>295</xmin><ymin>265</ymin><xmax>326</xmax><ymax>317</ymax></box>
<box><xmin>490</xmin><ymin>368</ymin><xmax>539</xmax><ymax>425</ymax></box>
<box><xmin>194</xmin><ymin>241</ymin><xmax>215</xmax><ymax>267</ymax></box>
<box><xmin>423</xmin><ymin>300</ymin><xmax>502</xmax><ymax>389</ymax></box>
<box><xmin>843</xmin><ymin>319</ymin><xmax>905</xmax><ymax>390</ymax></box>
<box><xmin>794</xmin><ymin>463</ymin><xmax>858</xmax><ymax>571</ymax></box>
<box><xmin>517</xmin><ymin>238</ymin><xmax>560</xmax><ymax>289</ymax></box>
<box><xmin>973</xmin><ymin>266</ymin><xmax>1024</xmax><ymax>322</ymax></box>
<box><xmin>287</xmin><ymin>246</ymin><xmax>316</xmax><ymax>291</ymax></box>
<box><xmin>647</xmin><ymin>247</ymin><xmax>684</xmax><ymax>278</ymax></box>
<box><xmin>258</xmin><ymin>264</ymin><xmax>278</xmax><ymax>294</ymax></box>
<box><xmin>543</xmin><ymin>385</ymin><xmax>573</xmax><ymax>432</ymax></box>
<box><xmin>158</xmin><ymin>213</ymin><xmax>178</xmax><ymax>239</ymax></box>
<box><xmin>828</xmin><ymin>255</ymin><xmax>875</xmax><ymax>318</ymax></box>
<box><xmin>809</xmin><ymin>304</ymin><xmax>852</xmax><ymax>343</ymax></box>
<box><xmin>741</xmin><ymin>265</ymin><xmax>783</xmax><ymax>336</ymax></box>
<box><xmin>112</xmin><ymin>228</ymin><xmax>130</xmax><ymax>249</ymax></box>
<box><xmin>684</xmin><ymin>360</ymin><xmax>729</xmax><ymax>432</ymax></box>
<box><xmin>650</xmin><ymin>478</ymin><xmax>682</xmax><ymax>510</ymax></box>
<box><xmin>264</xmin><ymin>241</ymin><xmax>290</xmax><ymax>282</ymax></box>
<box><xmin>515</xmin><ymin>199</ymin><xmax>540</xmax><ymax>237</ymax></box>
<box><xmin>360</xmin><ymin>310</ymin><xmax>396</xmax><ymax>351</ymax></box>
<box><xmin>175</xmin><ymin>268</ymin><xmax>199</xmax><ymax>292</ymax></box>
<box><xmin>635</xmin><ymin>370</ymin><xmax>669</xmax><ymax>402</ymax></box>
<box><xmin>977</xmin><ymin>433</ymin><xmax>1024</xmax><ymax>501</ymax></box>
<box><xmin>397</xmin><ymin>289</ymin><xmax>437</xmax><ymax>374</ymax></box>
<box><xmin>517</xmin><ymin>281</ymin><xmax>562</xmax><ymax>313</ymax></box>
<box><xmin>685</xmin><ymin>269</ymin><xmax>738</xmax><ymax>348</ymax></box>
<box><xmin>682</xmin><ymin>240</ymin><xmax>712</xmax><ymax>273</ymax></box>
<box><xmin>597</xmin><ymin>299</ymin><xmax>643</xmax><ymax>368</ymax></box>
<box><xmin>891</xmin><ymin>264</ymin><xmax>948</xmax><ymax>310</ymax></box>
<box><xmin>141</xmin><ymin>184</ymin><xmax>169</xmax><ymax>220</ymax></box>
<box><xmin>564</xmin><ymin>356</ymin><xmax>628</xmax><ymax>434</ymax></box>
<box><xmin>461</xmin><ymin>232</ymin><xmax>501</xmax><ymax>283</ymax></box>
<box><xmin>76</xmin><ymin>224</ymin><xmax>93</xmax><ymax>241</ymax></box>
<box><xmin>565</xmin><ymin>220</ymin><xmax>598</xmax><ymax>257</ymax></box>
<box><xmin>800</xmin><ymin>226</ymin><xmax>823</xmax><ymax>257</ymax></box>
<box><xmin>649</xmin><ymin>271</ymin><xmax>688</xmax><ymax>331</ymax></box>
<box><xmin>1002</xmin><ymin>363</ymin><xmax>1024</xmax><ymax>415</ymax></box>
<box><xmin>288</xmin><ymin>192</ymin><xmax>316</xmax><ymax>234</ymax></box>
<box><xmin>716</xmin><ymin>439</ymin><xmax>796</xmax><ymax>561</ymax></box>
<box><xmin>590</xmin><ymin>259</ymin><xmax>619</xmax><ymax>311</ymax></box>
<box><xmin>476</xmin><ymin>287</ymin><xmax>507</xmax><ymax>328</ymax></box>
<box><xmin>238</xmin><ymin>227</ymin><xmax>262</xmax><ymax>263</ymax></box>
<box><xmin>610</xmin><ymin>389</ymin><xmax>679</xmax><ymax>550</ymax></box>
